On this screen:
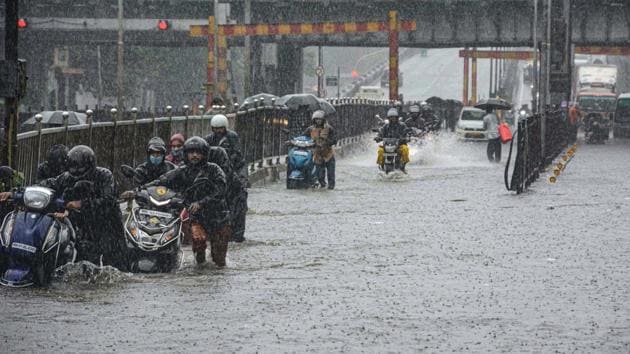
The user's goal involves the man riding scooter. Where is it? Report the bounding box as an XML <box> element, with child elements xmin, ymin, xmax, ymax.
<box><xmin>376</xmin><ymin>108</ymin><xmax>411</xmax><ymax>173</ymax></box>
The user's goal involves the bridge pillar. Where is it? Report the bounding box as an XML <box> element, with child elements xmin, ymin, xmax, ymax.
<box><xmin>543</xmin><ymin>0</ymin><xmax>572</xmax><ymax>106</ymax></box>
<box><xmin>276</xmin><ymin>43</ymin><xmax>303</xmax><ymax>96</ymax></box>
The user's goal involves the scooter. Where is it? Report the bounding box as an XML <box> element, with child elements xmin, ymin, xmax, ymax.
<box><xmin>378</xmin><ymin>137</ymin><xmax>405</xmax><ymax>174</ymax></box>
<box><xmin>120</xmin><ymin>165</ymin><xmax>184</xmax><ymax>273</ymax></box>
<box><xmin>0</xmin><ymin>186</ymin><xmax>77</xmax><ymax>287</ymax></box>
<box><xmin>585</xmin><ymin>114</ymin><xmax>607</xmax><ymax>144</ymax></box>
<box><xmin>285</xmin><ymin>136</ymin><xmax>316</xmax><ymax>189</ymax></box>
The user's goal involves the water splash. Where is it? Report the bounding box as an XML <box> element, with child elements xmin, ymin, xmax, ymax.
<box><xmin>55</xmin><ymin>261</ymin><xmax>131</xmax><ymax>286</ymax></box>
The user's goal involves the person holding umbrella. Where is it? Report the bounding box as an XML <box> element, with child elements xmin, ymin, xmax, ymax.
<box><xmin>476</xmin><ymin>98</ymin><xmax>511</xmax><ymax>163</ymax></box>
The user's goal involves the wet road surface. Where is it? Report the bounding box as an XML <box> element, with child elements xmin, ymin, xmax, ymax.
<box><xmin>2</xmin><ymin>135</ymin><xmax>630</xmax><ymax>352</ymax></box>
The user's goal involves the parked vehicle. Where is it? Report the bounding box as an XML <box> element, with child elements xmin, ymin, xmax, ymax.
<box><xmin>614</xmin><ymin>93</ymin><xmax>630</xmax><ymax>138</ymax></box>
<box><xmin>120</xmin><ymin>165</ymin><xmax>184</xmax><ymax>273</ymax></box>
<box><xmin>285</xmin><ymin>136</ymin><xmax>316</xmax><ymax>189</ymax></box>
<box><xmin>0</xmin><ymin>186</ymin><xmax>77</xmax><ymax>287</ymax></box>
<box><xmin>455</xmin><ymin>107</ymin><xmax>488</xmax><ymax>141</ymax></box>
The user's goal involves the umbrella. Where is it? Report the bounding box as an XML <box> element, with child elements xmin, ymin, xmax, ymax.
<box><xmin>275</xmin><ymin>94</ymin><xmax>321</xmax><ymax>111</ymax></box>
<box><xmin>317</xmin><ymin>98</ymin><xmax>337</xmax><ymax>116</ymax></box>
<box><xmin>241</xmin><ymin>93</ymin><xmax>279</xmax><ymax>109</ymax></box>
<box><xmin>474</xmin><ymin>98</ymin><xmax>512</xmax><ymax>110</ymax></box>
<box><xmin>22</xmin><ymin>111</ymin><xmax>86</xmax><ymax>126</ymax></box>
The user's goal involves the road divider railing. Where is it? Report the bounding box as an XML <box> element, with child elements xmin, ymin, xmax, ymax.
<box><xmin>16</xmin><ymin>99</ymin><xmax>390</xmax><ymax>188</ymax></box>
<box><xmin>505</xmin><ymin>110</ymin><xmax>568</xmax><ymax>194</ymax></box>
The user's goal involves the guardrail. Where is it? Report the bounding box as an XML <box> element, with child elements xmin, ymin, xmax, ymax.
<box><xmin>504</xmin><ymin>110</ymin><xmax>568</xmax><ymax>194</ymax></box>
<box><xmin>16</xmin><ymin>99</ymin><xmax>390</xmax><ymax>186</ymax></box>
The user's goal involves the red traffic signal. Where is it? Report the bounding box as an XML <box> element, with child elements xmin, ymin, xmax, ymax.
<box><xmin>17</xmin><ymin>18</ymin><xmax>28</xmax><ymax>29</ymax></box>
<box><xmin>157</xmin><ymin>20</ymin><xmax>170</xmax><ymax>31</ymax></box>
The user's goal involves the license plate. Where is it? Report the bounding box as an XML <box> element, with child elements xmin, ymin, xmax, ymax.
<box><xmin>466</xmin><ymin>132</ymin><xmax>483</xmax><ymax>138</ymax></box>
<box><xmin>293</xmin><ymin>151</ymin><xmax>309</xmax><ymax>156</ymax></box>
<box><xmin>138</xmin><ymin>209</ymin><xmax>172</xmax><ymax>219</ymax></box>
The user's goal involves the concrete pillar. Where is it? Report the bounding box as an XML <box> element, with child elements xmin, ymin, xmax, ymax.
<box><xmin>277</xmin><ymin>43</ymin><xmax>303</xmax><ymax>96</ymax></box>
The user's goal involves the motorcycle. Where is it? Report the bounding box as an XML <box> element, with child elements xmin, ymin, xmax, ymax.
<box><xmin>120</xmin><ymin>165</ymin><xmax>184</xmax><ymax>273</ymax></box>
<box><xmin>285</xmin><ymin>136</ymin><xmax>316</xmax><ymax>189</ymax></box>
<box><xmin>585</xmin><ymin>113</ymin><xmax>607</xmax><ymax>144</ymax></box>
<box><xmin>0</xmin><ymin>185</ymin><xmax>77</xmax><ymax>287</ymax></box>
<box><xmin>378</xmin><ymin>137</ymin><xmax>406</xmax><ymax>174</ymax></box>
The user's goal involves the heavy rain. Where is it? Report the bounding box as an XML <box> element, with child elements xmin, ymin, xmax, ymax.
<box><xmin>2</xmin><ymin>1</ymin><xmax>630</xmax><ymax>352</ymax></box>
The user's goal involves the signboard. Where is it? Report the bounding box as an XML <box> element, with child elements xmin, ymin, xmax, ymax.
<box><xmin>326</xmin><ymin>76</ymin><xmax>338</xmax><ymax>86</ymax></box>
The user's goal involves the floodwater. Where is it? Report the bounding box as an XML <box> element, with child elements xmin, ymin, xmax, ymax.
<box><xmin>2</xmin><ymin>134</ymin><xmax>630</xmax><ymax>352</ymax></box>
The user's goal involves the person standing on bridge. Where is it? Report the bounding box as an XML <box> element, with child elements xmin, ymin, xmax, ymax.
<box><xmin>303</xmin><ymin>110</ymin><xmax>337</xmax><ymax>189</ymax></box>
<box><xmin>205</xmin><ymin>115</ymin><xmax>248</xmax><ymax>243</ymax></box>
<box><xmin>483</xmin><ymin>107</ymin><xmax>502</xmax><ymax>163</ymax></box>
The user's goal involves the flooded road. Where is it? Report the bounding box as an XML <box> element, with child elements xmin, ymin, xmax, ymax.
<box><xmin>2</xmin><ymin>135</ymin><xmax>630</xmax><ymax>352</ymax></box>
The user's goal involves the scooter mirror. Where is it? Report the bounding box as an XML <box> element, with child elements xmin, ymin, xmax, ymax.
<box><xmin>371</xmin><ymin>128</ymin><xmax>380</xmax><ymax>133</ymax></box>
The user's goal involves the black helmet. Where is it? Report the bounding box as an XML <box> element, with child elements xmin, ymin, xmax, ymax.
<box><xmin>147</xmin><ymin>137</ymin><xmax>167</xmax><ymax>155</ymax></box>
<box><xmin>67</xmin><ymin>145</ymin><xmax>96</xmax><ymax>179</ymax></box>
<box><xmin>47</xmin><ymin>144</ymin><xmax>69</xmax><ymax>166</ymax></box>
<box><xmin>183</xmin><ymin>136</ymin><xmax>209</xmax><ymax>165</ymax></box>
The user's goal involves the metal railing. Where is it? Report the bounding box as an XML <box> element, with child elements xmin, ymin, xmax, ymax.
<box><xmin>16</xmin><ymin>100</ymin><xmax>389</xmax><ymax>186</ymax></box>
<box><xmin>505</xmin><ymin>110</ymin><xmax>568</xmax><ymax>194</ymax></box>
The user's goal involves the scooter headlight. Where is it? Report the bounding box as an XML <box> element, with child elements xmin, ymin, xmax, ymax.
<box><xmin>23</xmin><ymin>187</ymin><xmax>52</xmax><ymax>211</ymax></box>
<box><xmin>128</xmin><ymin>220</ymin><xmax>141</xmax><ymax>240</ymax></box>
<box><xmin>160</xmin><ymin>225</ymin><xmax>179</xmax><ymax>245</ymax></box>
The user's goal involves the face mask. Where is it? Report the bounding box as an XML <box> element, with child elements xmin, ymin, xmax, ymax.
<box><xmin>171</xmin><ymin>147</ymin><xmax>183</xmax><ymax>158</ymax></box>
<box><xmin>149</xmin><ymin>155</ymin><xmax>164</xmax><ymax>165</ymax></box>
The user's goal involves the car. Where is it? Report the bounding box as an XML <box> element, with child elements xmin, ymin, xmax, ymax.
<box><xmin>455</xmin><ymin>107</ymin><xmax>488</xmax><ymax>141</ymax></box>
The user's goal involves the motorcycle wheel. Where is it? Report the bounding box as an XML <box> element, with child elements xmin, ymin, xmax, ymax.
<box><xmin>34</xmin><ymin>255</ymin><xmax>53</xmax><ymax>287</ymax></box>
<box><xmin>384</xmin><ymin>164</ymin><xmax>393</xmax><ymax>174</ymax></box>
<box><xmin>287</xmin><ymin>179</ymin><xmax>299</xmax><ymax>190</ymax></box>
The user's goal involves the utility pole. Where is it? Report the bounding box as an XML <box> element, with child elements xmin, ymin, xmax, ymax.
<box><xmin>243</xmin><ymin>0</ymin><xmax>252</xmax><ymax>97</ymax></box>
<box><xmin>532</xmin><ymin>0</ymin><xmax>538</xmax><ymax>113</ymax></box>
<box><xmin>317</xmin><ymin>46</ymin><xmax>323</xmax><ymax>98</ymax></box>
<box><xmin>116</xmin><ymin>0</ymin><xmax>124</xmax><ymax>120</ymax></box>
<box><xmin>2</xmin><ymin>0</ymin><xmax>19</xmax><ymax>167</ymax></box>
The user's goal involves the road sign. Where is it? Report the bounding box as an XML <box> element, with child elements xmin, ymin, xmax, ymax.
<box><xmin>326</xmin><ymin>76</ymin><xmax>338</xmax><ymax>86</ymax></box>
<box><xmin>316</xmin><ymin>66</ymin><xmax>324</xmax><ymax>77</ymax></box>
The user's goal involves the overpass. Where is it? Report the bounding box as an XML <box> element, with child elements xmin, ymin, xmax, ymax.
<box><xmin>3</xmin><ymin>1</ymin><xmax>627</xmax><ymax>111</ymax></box>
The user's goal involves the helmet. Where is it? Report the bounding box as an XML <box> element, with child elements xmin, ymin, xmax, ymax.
<box><xmin>409</xmin><ymin>104</ymin><xmax>420</xmax><ymax>113</ymax></box>
<box><xmin>147</xmin><ymin>137</ymin><xmax>167</xmax><ymax>155</ymax></box>
<box><xmin>210</xmin><ymin>114</ymin><xmax>229</xmax><ymax>129</ymax></box>
<box><xmin>47</xmin><ymin>144</ymin><xmax>69</xmax><ymax>166</ymax></box>
<box><xmin>311</xmin><ymin>110</ymin><xmax>326</xmax><ymax>121</ymax></box>
<box><xmin>387</xmin><ymin>108</ymin><xmax>399</xmax><ymax>118</ymax></box>
<box><xmin>67</xmin><ymin>145</ymin><xmax>96</xmax><ymax>179</ymax></box>
<box><xmin>183</xmin><ymin>137</ymin><xmax>209</xmax><ymax>165</ymax></box>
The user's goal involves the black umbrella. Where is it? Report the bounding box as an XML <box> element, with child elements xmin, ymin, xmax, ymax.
<box><xmin>474</xmin><ymin>98</ymin><xmax>512</xmax><ymax>110</ymax></box>
<box><xmin>317</xmin><ymin>98</ymin><xmax>337</xmax><ymax>116</ymax></box>
<box><xmin>241</xmin><ymin>93</ymin><xmax>279</xmax><ymax>109</ymax></box>
<box><xmin>22</xmin><ymin>111</ymin><xmax>86</xmax><ymax>126</ymax></box>
<box><xmin>275</xmin><ymin>94</ymin><xmax>321</xmax><ymax>111</ymax></box>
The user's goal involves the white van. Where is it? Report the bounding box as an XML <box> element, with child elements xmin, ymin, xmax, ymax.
<box><xmin>455</xmin><ymin>107</ymin><xmax>488</xmax><ymax>140</ymax></box>
<box><xmin>356</xmin><ymin>86</ymin><xmax>385</xmax><ymax>100</ymax></box>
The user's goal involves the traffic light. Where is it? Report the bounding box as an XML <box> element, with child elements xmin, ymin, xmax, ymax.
<box><xmin>157</xmin><ymin>20</ymin><xmax>170</xmax><ymax>31</ymax></box>
<box><xmin>17</xmin><ymin>18</ymin><xmax>28</xmax><ymax>29</ymax></box>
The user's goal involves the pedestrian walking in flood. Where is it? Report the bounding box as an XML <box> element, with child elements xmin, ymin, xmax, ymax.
<box><xmin>483</xmin><ymin>107</ymin><xmax>502</xmax><ymax>163</ymax></box>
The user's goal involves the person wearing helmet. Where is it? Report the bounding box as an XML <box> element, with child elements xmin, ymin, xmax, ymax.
<box><xmin>205</xmin><ymin>114</ymin><xmax>249</xmax><ymax>242</ymax></box>
<box><xmin>36</xmin><ymin>145</ymin><xmax>128</xmax><ymax>270</ymax></box>
<box><xmin>404</xmin><ymin>104</ymin><xmax>426</xmax><ymax>131</ymax></box>
<box><xmin>36</xmin><ymin>144</ymin><xmax>69</xmax><ymax>182</ymax></box>
<box><xmin>302</xmin><ymin>110</ymin><xmax>337</xmax><ymax>189</ymax></box>
<box><xmin>375</xmin><ymin>108</ymin><xmax>411</xmax><ymax>172</ymax></box>
<box><xmin>421</xmin><ymin>102</ymin><xmax>441</xmax><ymax>132</ymax></box>
<box><xmin>151</xmin><ymin>137</ymin><xmax>230</xmax><ymax>266</ymax></box>
<box><xmin>207</xmin><ymin>145</ymin><xmax>247</xmax><ymax>242</ymax></box>
<box><xmin>166</xmin><ymin>133</ymin><xmax>186</xmax><ymax>166</ymax></box>
<box><xmin>133</xmin><ymin>137</ymin><xmax>176</xmax><ymax>186</ymax></box>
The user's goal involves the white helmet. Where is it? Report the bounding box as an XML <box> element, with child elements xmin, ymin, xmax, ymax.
<box><xmin>311</xmin><ymin>110</ymin><xmax>326</xmax><ymax>120</ymax></box>
<box><xmin>387</xmin><ymin>108</ymin><xmax>399</xmax><ymax>118</ymax></box>
<box><xmin>211</xmin><ymin>114</ymin><xmax>228</xmax><ymax>128</ymax></box>
<box><xmin>409</xmin><ymin>104</ymin><xmax>420</xmax><ymax>113</ymax></box>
